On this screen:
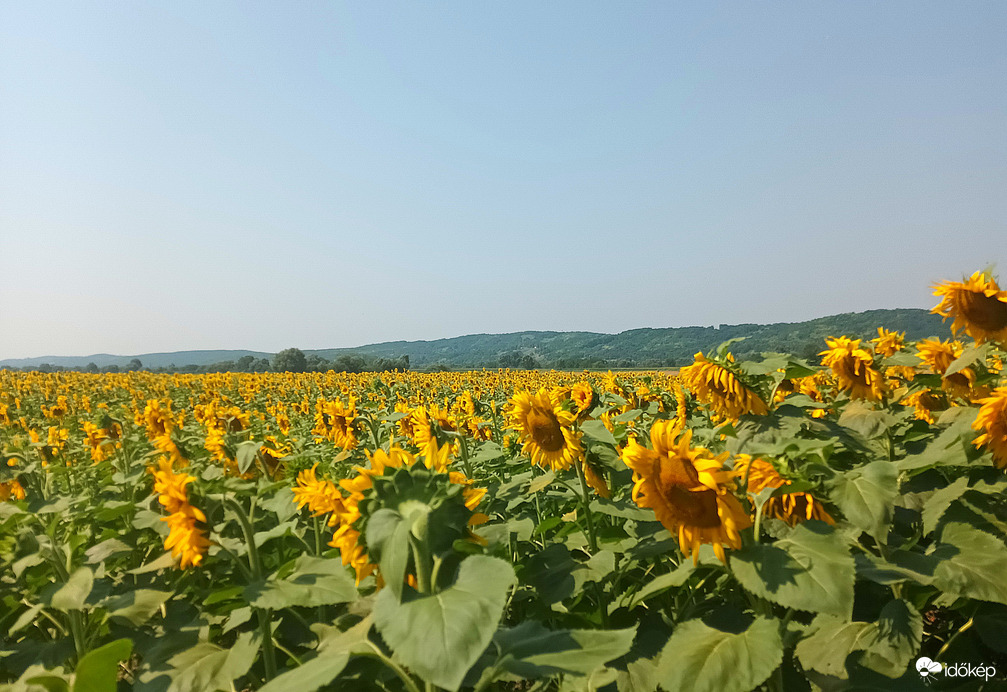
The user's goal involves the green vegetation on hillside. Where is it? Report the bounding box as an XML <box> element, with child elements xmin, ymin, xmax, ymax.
<box><xmin>1</xmin><ymin>308</ymin><xmax>946</xmax><ymax>372</ymax></box>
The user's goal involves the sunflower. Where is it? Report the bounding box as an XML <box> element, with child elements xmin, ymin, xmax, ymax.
<box><xmin>327</xmin><ymin>445</ymin><xmax>487</xmax><ymax>584</ymax></box>
<box><xmin>973</xmin><ymin>387</ymin><xmax>1007</xmax><ymax>469</ymax></box>
<box><xmin>570</xmin><ymin>382</ymin><xmax>595</xmax><ymax>415</ymax></box>
<box><xmin>620</xmin><ymin>420</ymin><xmax>750</xmax><ymax>564</ymax></box>
<box><xmin>141</xmin><ymin>399</ymin><xmax>175</xmax><ymax>439</ymax></box>
<box><xmin>505</xmin><ymin>389</ymin><xmax>583</xmax><ymax>472</ymax></box>
<box><xmin>292</xmin><ymin>463</ymin><xmax>345</xmax><ymax>517</ymax></box>
<box><xmin>410</xmin><ymin>405</ymin><xmax>457</xmax><ymax>460</ymax></box>
<box><xmin>734</xmin><ymin>455</ymin><xmax>833</xmax><ymax>526</ymax></box>
<box><xmin>819</xmin><ymin>337</ymin><xmax>885</xmax><ymax>402</ymax></box>
<box><xmin>932</xmin><ymin>271</ymin><xmax>1007</xmax><ymax>344</ymax></box>
<box><xmin>900</xmin><ymin>390</ymin><xmax>949</xmax><ymax>424</ymax></box>
<box><xmin>313</xmin><ymin>398</ymin><xmax>358</xmax><ymax>450</ymax></box>
<box><xmin>0</xmin><ymin>479</ymin><xmax>26</xmax><ymax>502</ymax></box>
<box><xmin>581</xmin><ymin>458</ymin><xmax>611</xmax><ymax>498</ymax></box>
<box><xmin>871</xmin><ymin>327</ymin><xmax>905</xmax><ymax>358</ymax></box>
<box><xmin>679</xmin><ymin>353</ymin><xmax>768</xmax><ymax>421</ymax></box>
<box><xmin>151</xmin><ymin>458</ymin><xmax>210</xmax><ymax>569</ymax></box>
<box><xmin>916</xmin><ymin>338</ymin><xmax>975</xmax><ymax>400</ymax></box>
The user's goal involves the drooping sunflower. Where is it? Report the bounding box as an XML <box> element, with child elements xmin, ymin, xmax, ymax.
<box><xmin>734</xmin><ymin>455</ymin><xmax>834</xmax><ymax>526</ymax></box>
<box><xmin>973</xmin><ymin>387</ymin><xmax>1007</xmax><ymax>469</ymax></box>
<box><xmin>916</xmin><ymin>338</ymin><xmax>976</xmax><ymax>400</ymax></box>
<box><xmin>871</xmin><ymin>327</ymin><xmax>905</xmax><ymax>358</ymax></box>
<box><xmin>620</xmin><ymin>419</ymin><xmax>750</xmax><ymax>564</ymax></box>
<box><xmin>819</xmin><ymin>337</ymin><xmax>885</xmax><ymax>402</ymax></box>
<box><xmin>900</xmin><ymin>390</ymin><xmax>949</xmax><ymax>424</ymax></box>
<box><xmin>505</xmin><ymin>389</ymin><xmax>583</xmax><ymax>472</ymax></box>
<box><xmin>679</xmin><ymin>353</ymin><xmax>768</xmax><ymax>421</ymax></box>
<box><xmin>151</xmin><ymin>458</ymin><xmax>210</xmax><ymax>569</ymax></box>
<box><xmin>932</xmin><ymin>271</ymin><xmax>1007</xmax><ymax>344</ymax></box>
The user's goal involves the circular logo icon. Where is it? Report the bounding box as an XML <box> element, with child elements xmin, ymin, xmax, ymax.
<box><xmin>916</xmin><ymin>657</ymin><xmax>943</xmax><ymax>677</ymax></box>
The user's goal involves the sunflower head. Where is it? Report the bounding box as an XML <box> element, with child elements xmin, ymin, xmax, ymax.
<box><xmin>505</xmin><ymin>389</ymin><xmax>583</xmax><ymax>472</ymax></box>
<box><xmin>932</xmin><ymin>270</ymin><xmax>1007</xmax><ymax>344</ymax></box>
<box><xmin>819</xmin><ymin>337</ymin><xmax>885</xmax><ymax>402</ymax></box>
<box><xmin>973</xmin><ymin>387</ymin><xmax>1007</xmax><ymax>469</ymax></box>
<box><xmin>872</xmin><ymin>328</ymin><xmax>905</xmax><ymax>358</ymax></box>
<box><xmin>621</xmin><ymin>420</ymin><xmax>750</xmax><ymax>564</ymax></box>
<box><xmin>679</xmin><ymin>353</ymin><xmax>768</xmax><ymax>421</ymax></box>
<box><xmin>734</xmin><ymin>455</ymin><xmax>834</xmax><ymax>527</ymax></box>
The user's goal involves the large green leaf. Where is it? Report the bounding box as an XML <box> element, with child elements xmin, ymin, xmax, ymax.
<box><xmin>245</xmin><ymin>556</ymin><xmax>357</xmax><ymax>609</ymax></box>
<box><xmin>492</xmin><ymin>621</ymin><xmax>636</xmax><ymax>678</ymax></box>
<box><xmin>858</xmin><ymin>599</ymin><xmax>923</xmax><ymax>678</ymax></box>
<box><xmin>655</xmin><ymin>616</ymin><xmax>783</xmax><ymax>692</ymax></box>
<box><xmin>839</xmin><ymin>402</ymin><xmax>895</xmax><ymax>440</ymax></box>
<box><xmin>50</xmin><ymin>568</ymin><xmax>94</xmax><ymax>611</ymax></box>
<box><xmin>365</xmin><ymin>508</ymin><xmax>412</xmax><ymax>600</ymax></box>
<box><xmin>73</xmin><ymin>639</ymin><xmax>133</xmax><ymax>692</ymax></box>
<box><xmin>165</xmin><ymin>631</ymin><xmax>258</xmax><ymax>692</ymax></box>
<box><xmin>794</xmin><ymin>615</ymin><xmax>876</xmax><ymax>678</ymax></box>
<box><xmin>581</xmin><ymin>420</ymin><xmax>617</xmax><ymax>447</ymax></box>
<box><xmin>795</xmin><ymin>599</ymin><xmax>922</xmax><ymax>680</ymax></box>
<box><xmin>920</xmin><ymin>476</ymin><xmax>970</xmax><ymax>535</ymax></box>
<box><xmin>829</xmin><ymin>461</ymin><xmax>898</xmax><ymax>542</ymax></box>
<box><xmin>930</xmin><ymin>522</ymin><xmax>1007</xmax><ymax>604</ymax></box>
<box><xmin>373</xmin><ymin>555</ymin><xmax>516</xmax><ymax>691</ymax></box>
<box><xmin>99</xmin><ymin>589</ymin><xmax>173</xmax><ymax>626</ymax></box>
<box><xmin>257</xmin><ymin>653</ymin><xmax>350</xmax><ymax>692</ymax></box>
<box><xmin>729</xmin><ymin>522</ymin><xmax>854</xmax><ymax>618</ymax></box>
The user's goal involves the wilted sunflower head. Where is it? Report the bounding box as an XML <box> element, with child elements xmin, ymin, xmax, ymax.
<box><xmin>505</xmin><ymin>389</ymin><xmax>583</xmax><ymax>472</ymax></box>
<box><xmin>819</xmin><ymin>337</ymin><xmax>885</xmax><ymax>402</ymax></box>
<box><xmin>932</xmin><ymin>271</ymin><xmax>1007</xmax><ymax>344</ymax></box>
<box><xmin>679</xmin><ymin>353</ymin><xmax>768</xmax><ymax>421</ymax></box>
<box><xmin>872</xmin><ymin>328</ymin><xmax>905</xmax><ymax>358</ymax></box>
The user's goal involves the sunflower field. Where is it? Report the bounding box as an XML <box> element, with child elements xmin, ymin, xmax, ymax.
<box><xmin>2</xmin><ymin>271</ymin><xmax>1007</xmax><ymax>692</ymax></box>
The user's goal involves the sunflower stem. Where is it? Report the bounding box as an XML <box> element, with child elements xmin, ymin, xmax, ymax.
<box><xmin>574</xmin><ymin>460</ymin><xmax>599</xmax><ymax>553</ymax></box>
<box><xmin>457</xmin><ymin>433</ymin><xmax>474</xmax><ymax>478</ymax></box>
<box><xmin>224</xmin><ymin>497</ymin><xmax>278</xmax><ymax>682</ymax></box>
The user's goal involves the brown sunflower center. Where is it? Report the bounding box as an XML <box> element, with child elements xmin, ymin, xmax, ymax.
<box><xmin>665</xmin><ymin>486</ymin><xmax>722</xmax><ymax>528</ymax></box>
<box><xmin>527</xmin><ymin>407</ymin><xmax>566</xmax><ymax>452</ymax></box>
<box><xmin>961</xmin><ymin>292</ymin><xmax>1007</xmax><ymax>332</ymax></box>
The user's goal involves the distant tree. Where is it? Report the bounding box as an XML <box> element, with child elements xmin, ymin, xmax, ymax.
<box><xmin>103</xmin><ymin>364</ymin><xmax>120</xmax><ymax>373</ymax></box>
<box><xmin>520</xmin><ymin>354</ymin><xmax>537</xmax><ymax>370</ymax></box>
<box><xmin>305</xmin><ymin>354</ymin><xmax>330</xmax><ymax>372</ymax></box>
<box><xmin>85</xmin><ymin>362</ymin><xmax>99</xmax><ymax>373</ymax></box>
<box><xmin>334</xmin><ymin>355</ymin><xmax>366</xmax><ymax>373</ymax></box>
<box><xmin>237</xmin><ymin>355</ymin><xmax>256</xmax><ymax>372</ymax></box>
<box><xmin>253</xmin><ymin>358</ymin><xmax>272</xmax><ymax>372</ymax></box>
<box><xmin>38</xmin><ymin>363</ymin><xmax>53</xmax><ymax>373</ymax></box>
<box><xmin>128</xmin><ymin>358</ymin><xmax>143</xmax><ymax>371</ymax></box>
<box><xmin>273</xmin><ymin>348</ymin><xmax>307</xmax><ymax>373</ymax></box>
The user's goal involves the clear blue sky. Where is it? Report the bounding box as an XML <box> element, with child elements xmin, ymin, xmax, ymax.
<box><xmin>1</xmin><ymin>2</ymin><xmax>1004</xmax><ymax>358</ymax></box>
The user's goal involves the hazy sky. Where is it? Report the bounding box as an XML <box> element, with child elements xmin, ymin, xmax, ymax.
<box><xmin>1</xmin><ymin>2</ymin><xmax>1004</xmax><ymax>358</ymax></box>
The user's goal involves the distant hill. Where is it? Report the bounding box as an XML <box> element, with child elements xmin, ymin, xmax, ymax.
<box><xmin>1</xmin><ymin>308</ymin><xmax>949</xmax><ymax>371</ymax></box>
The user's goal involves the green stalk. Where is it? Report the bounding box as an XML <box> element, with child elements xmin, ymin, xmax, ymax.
<box><xmin>456</xmin><ymin>433</ymin><xmax>474</xmax><ymax>478</ymax></box>
<box><xmin>224</xmin><ymin>497</ymin><xmax>278</xmax><ymax>682</ymax></box>
<box><xmin>574</xmin><ymin>461</ymin><xmax>599</xmax><ymax>553</ymax></box>
<box><xmin>361</xmin><ymin>643</ymin><xmax>423</xmax><ymax>692</ymax></box>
